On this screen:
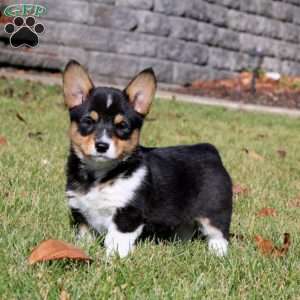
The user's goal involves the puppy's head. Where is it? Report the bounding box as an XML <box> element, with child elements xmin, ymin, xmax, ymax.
<box><xmin>63</xmin><ymin>60</ymin><xmax>156</xmax><ymax>162</ymax></box>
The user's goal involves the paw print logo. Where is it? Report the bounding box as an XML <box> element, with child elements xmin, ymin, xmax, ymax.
<box><xmin>4</xmin><ymin>16</ymin><xmax>45</xmax><ymax>48</ymax></box>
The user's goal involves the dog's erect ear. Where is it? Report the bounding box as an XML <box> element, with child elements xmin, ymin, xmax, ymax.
<box><xmin>124</xmin><ymin>68</ymin><xmax>157</xmax><ymax>116</ymax></box>
<box><xmin>63</xmin><ymin>60</ymin><xmax>94</xmax><ymax>109</ymax></box>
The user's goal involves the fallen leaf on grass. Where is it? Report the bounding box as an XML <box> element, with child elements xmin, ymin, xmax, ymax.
<box><xmin>256</xmin><ymin>133</ymin><xmax>268</xmax><ymax>139</ymax></box>
<box><xmin>254</xmin><ymin>233</ymin><xmax>291</xmax><ymax>257</ymax></box>
<box><xmin>28</xmin><ymin>239</ymin><xmax>92</xmax><ymax>265</ymax></box>
<box><xmin>229</xmin><ymin>233</ymin><xmax>245</xmax><ymax>241</ymax></box>
<box><xmin>233</xmin><ymin>184</ymin><xmax>249</xmax><ymax>197</ymax></box>
<box><xmin>254</xmin><ymin>235</ymin><xmax>273</xmax><ymax>255</ymax></box>
<box><xmin>0</xmin><ymin>136</ymin><xmax>7</xmax><ymax>146</ymax></box>
<box><xmin>277</xmin><ymin>149</ymin><xmax>287</xmax><ymax>158</ymax></box>
<box><xmin>288</xmin><ymin>196</ymin><xmax>300</xmax><ymax>208</ymax></box>
<box><xmin>242</xmin><ymin>148</ymin><xmax>264</xmax><ymax>161</ymax></box>
<box><xmin>28</xmin><ymin>131</ymin><xmax>43</xmax><ymax>141</ymax></box>
<box><xmin>22</xmin><ymin>91</ymin><xmax>33</xmax><ymax>102</ymax></box>
<box><xmin>16</xmin><ymin>112</ymin><xmax>27</xmax><ymax>124</ymax></box>
<box><xmin>256</xmin><ymin>207</ymin><xmax>277</xmax><ymax>217</ymax></box>
<box><xmin>60</xmin><ymin>290</ymin><xmax>71</xmax><ymax>300</ymax></box>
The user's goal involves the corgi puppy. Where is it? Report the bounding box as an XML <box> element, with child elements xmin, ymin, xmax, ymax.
<box><xmin>63</xmin><ymin>60</ymin><xmax>232</xmax><ymax>258</ymax></box>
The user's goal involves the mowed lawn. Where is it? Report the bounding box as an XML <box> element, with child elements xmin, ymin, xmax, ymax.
<box><xmin>0</xmin><ymin>77</ymin><xmax>300</xmax><ymax>299</ymax></box>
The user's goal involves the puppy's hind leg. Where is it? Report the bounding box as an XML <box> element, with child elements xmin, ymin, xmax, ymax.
<box><xmin>175</xmin><ymin>222</ymin><xmax>197</xmax><ymax>241</ymax></box>
<box><xmin>196</xmin><ymin>217</ymin><xmax>229</xmax><ymax>257</ymax></box>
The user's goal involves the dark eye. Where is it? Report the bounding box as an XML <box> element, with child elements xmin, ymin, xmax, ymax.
<box><xmin>79</xmin><ymin>117</ymin><xmax>95</xmax><ymax>134</ymax></box>
<box><xmin>115</xmin><ymin>121</ymin><xmax>131</xmax><ymax>137</ymax></box>
<box><xmin>116</xmin><ymin>121</ymin><xmax>129</xmax><ymax>130</ymax></box>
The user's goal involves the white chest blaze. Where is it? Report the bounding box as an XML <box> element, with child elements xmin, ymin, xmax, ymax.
<box><xmin>67</xmin><ymin>167</ymin><xmax>147</xmax><ymax>233</ymax></box>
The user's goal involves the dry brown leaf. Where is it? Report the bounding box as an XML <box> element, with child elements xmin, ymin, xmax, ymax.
<box><xmin>277</xmin><ymin>149</ymin><xmax>287</xmax><ymax>158</ymax></box>
<box><xmin>249</xmin><ymin>150</ymin><xmax>264</xmax><ymax>161</ymax></box>
<box><xmin>256</xmin><ymin>207</ymin><xmax>277</xmax><ymax>217</ymax></box>
<box><xmin>254</xmin><ymin>233</ymin><xmax>291</xmax><ymax>257</ymax></box>
<box><xmin>256</xmin><ymin>133</ymin><xmax>268</xmax><ymax>139</ymax></box>
<box><xmin>0</xmin><ymin>136</ymin><xmax>7</xmax><ymax>146</ymax></box>
<box><xmin>60</xmin><ymin>290</ymin><xmax>71</xmax><ymax>300</ymax></box>
<box><xmin>28</xmin><ymin>131</ymin><xmax>43</xmax><ymax>141</ymax></box>
<box><xmin>229</xmin><ymin>233</ymin><xmax>245</xmax><ymax>241</ymax></box>
<box><xmin>254</xmin><ymin>235</ymin><xmax>274</xmax><ymax>255</ymax></box>
<box><xmin>233</xmin><ymin>184</ymin><xmax>249</xmax><ymax>197</ymax></box>
<box><xmin>288</xmin><ymin>196</ymin><xmax>300</xmax><ymax>208</ymax></box>
<box><xmin>16</xmin><ymin>112</ymin><xmax>27</xmax><ymax>124</ymax></box>
<box><xmin>242</xmin><ymin>148</ymin><xmax>264</xmax><ymax>161</ymax></box>
<box><xmin>273</xmin><ymin>233</ymin><xmax>291</xmax><ymax>257</ymax></box>
<box><xmin>28</xmin><ymin>239</ymin><xmax>92</xmax><ymax>265</ymax></box>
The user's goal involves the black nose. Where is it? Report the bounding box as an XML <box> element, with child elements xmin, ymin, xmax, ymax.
<box><xmin>95</xmin><ymin>142</ymin><xmax>109</xmax><ymax>153</ymax></box>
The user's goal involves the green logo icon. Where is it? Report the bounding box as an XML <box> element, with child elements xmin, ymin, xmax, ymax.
<box><xmin>4</xmin><ymin>4</ymin><xmax>47</xmax><ymax>17</ymax></box>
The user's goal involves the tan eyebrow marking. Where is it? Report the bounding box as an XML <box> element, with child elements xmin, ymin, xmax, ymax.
<box><xmin>114</xmin><ymin>114</ymin><xmax>125</xmax><ymax>124</ymax></box>
<box><xmin>90</xmin><ymin>111</ymin><xmax>99</xmax><ymax>121</ymax></box>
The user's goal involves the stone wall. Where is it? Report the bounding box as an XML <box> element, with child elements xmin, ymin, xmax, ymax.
<box><xmin>1</xmin><ymin>0</ymin><xmax>300</xmax><ymax>85</ymax></box>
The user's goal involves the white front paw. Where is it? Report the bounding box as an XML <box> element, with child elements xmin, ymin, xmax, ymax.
<box><xmin>104</xmin><ymin>233</ymin><xmax>134</xmax><ymax>258</ymax></box>
<box><xmin>117</xmin><ymin>242</ymin><xmax>134</xmax><ymax>258</ymax></box>
<box><xmin>208</xmin><ymin>238</ymin><xmax>228</xmax><ymax>257</ymax></box>
<box><xmin>104</xmin><ymin>223</ymin><xmax>143</xmax><ymax>258</ymax></box>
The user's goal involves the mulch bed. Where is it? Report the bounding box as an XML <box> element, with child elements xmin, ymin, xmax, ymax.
<box><xmin>176</xmin><ymin>72</ymin><xmax>300</xmax><ymax>109</ymax></box>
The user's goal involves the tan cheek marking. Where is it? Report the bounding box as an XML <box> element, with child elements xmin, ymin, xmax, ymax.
<box><xmin>69</xmin><ymin>122</ymin><xmax>95</xmax><ymax>157</ymax></box>
<box><xmin>90</xmin><ymin>111</ymin><xmax>99</xmax><ymax>121</ymax></box>
<box><xmin>112</xmin><ymin>129</ymin><xmax>140</xmax><ymax>159</ymax></box>
<box><xmin>114</xmin><ymin>114</ymin><xmax>125</xmax><ymax>125</ymax></box>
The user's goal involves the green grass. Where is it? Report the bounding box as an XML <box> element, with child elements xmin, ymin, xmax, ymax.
<box><xmin>0</xmin><ymin>78</ymin><xmax>300</xmax><ymax>300</ymax></box>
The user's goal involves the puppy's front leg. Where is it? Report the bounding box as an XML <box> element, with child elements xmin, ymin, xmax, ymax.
<box><xmin>105</xmin><ymin>220</ymin><xmax>143</xmax><ymax>258</ymax></box>
<box><xmin>69</xmin><ymin>208</ymin><xmax>95</xmax><ymax>242</ymax></box>
<box><xmin>105</xmin><ymin>206</ymin><xmax>144</xmax><ymax>258</ymax></box>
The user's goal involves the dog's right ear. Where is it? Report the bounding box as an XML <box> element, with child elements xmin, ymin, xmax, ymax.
<box><xmin>63</xmin><ymin>60</ymin><xmax>94</xmax><ymax>109</ymax></box>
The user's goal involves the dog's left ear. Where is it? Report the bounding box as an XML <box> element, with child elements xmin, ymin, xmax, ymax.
<box><xmin>124</xmin><ymin>68</ymin><xmax>157</xmax><ymax>116</ymax></box>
